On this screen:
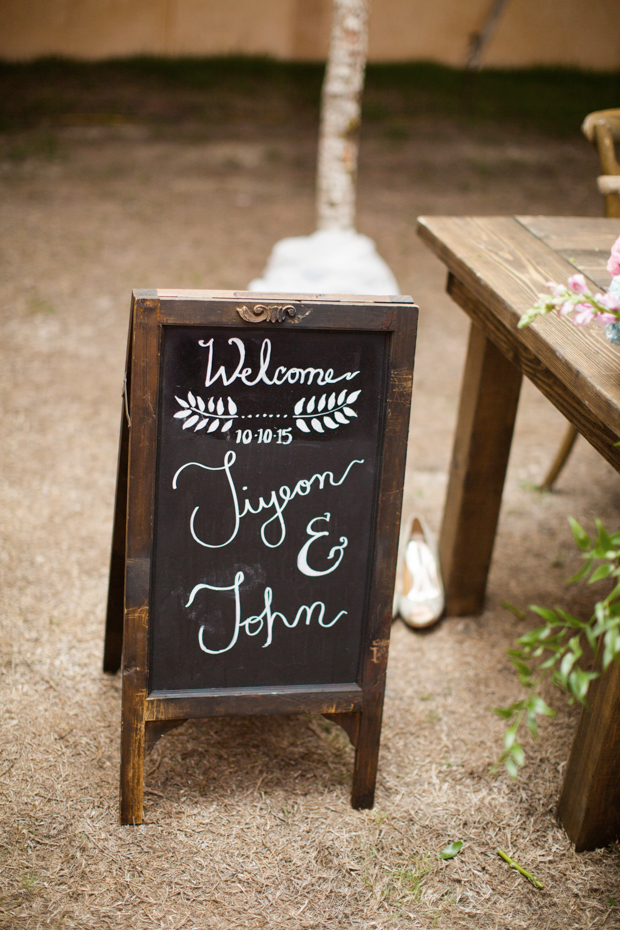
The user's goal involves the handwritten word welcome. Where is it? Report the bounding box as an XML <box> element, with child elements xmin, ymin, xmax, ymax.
<box><xmin>199</xmin><ymin>337</ymin><xmax>360</xmax><ymax>388</ymax></box>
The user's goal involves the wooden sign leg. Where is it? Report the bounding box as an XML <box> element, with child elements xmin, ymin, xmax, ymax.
<box><xmin>120</xmin><ymin>707</ymin><xmax>146</xmax><ymax>826</ymax></box>
<box><xmin>120</xmin><ymin>614</ymin><xmax>147</xmax><ymax>825</ymax></box>
<box><xmin>556</xmin><ymin>659</ymin><xmax>620</xmax><ymax>851</ymax></box>
<box><xmin>351</xmin><ymin>697</ymin><xmax>384</xmax><ymax>809</ymax></box>
<box><xmin>439</xmin><ymin>321</ymin><xmax>522</xmax><ymax>616</ymax></box>
<box><xmin>103</xmin><ymin>405</ymin><xmax>129</xmax><ymax>673</ymax></box>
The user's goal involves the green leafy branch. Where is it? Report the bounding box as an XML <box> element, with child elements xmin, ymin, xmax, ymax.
<box><xmin>493</xmin><ymin>517</ymin><xmax>620</xmax><ymax>778</ymax></box>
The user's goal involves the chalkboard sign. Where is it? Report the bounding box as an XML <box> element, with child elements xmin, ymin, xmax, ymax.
<box><xmin>104</xmin><ymin>290</ymin><xmax>417</xmax><ymax>825</ymax></box>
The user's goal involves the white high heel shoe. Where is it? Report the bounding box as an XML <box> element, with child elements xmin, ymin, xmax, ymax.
<box><xmin>396</xmin><ymin>515</ymin><xmax>444</xmax><ymax>629</ymax></box>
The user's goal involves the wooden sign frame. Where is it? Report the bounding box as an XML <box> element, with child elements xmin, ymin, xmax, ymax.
<box><xmin>104</xmin><ymin>289</ymin><xmax>418</xmax><ymax>825</ymax></box>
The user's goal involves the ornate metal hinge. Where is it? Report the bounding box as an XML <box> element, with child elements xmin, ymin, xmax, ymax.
<box><xmin>236</xmin><ymin>303</ymin><xmax>308</xmax><ymax>323</ymax></box>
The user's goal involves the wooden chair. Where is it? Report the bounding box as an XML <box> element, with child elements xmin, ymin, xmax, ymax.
<box><xmin>539</xmin><ymin>109</ymin><xmax>620</xmax><ymax>492</ymax></box>
<box><xmin>582</xmin><ymin>108</ymin><xmax>620</xmax><ymax>218</ymax></box>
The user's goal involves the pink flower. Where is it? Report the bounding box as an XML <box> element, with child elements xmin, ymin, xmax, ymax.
<box><xmin>593</xmin><ymin>312</ymin><xmax>618</xmax><ymax>326</ymax></box>
<box><xmin>572</xmin><ymin>303</ymin><xmax>596</xmax><ymax>326</ymax></box>
<box><xmin>607</xmin><ymin>255</ymin><xmax>620</xmax><ymax>277</ymax></box>
<box><xmin>558</xmin><ymin>301</ymin><xmax>573</xmax><ymax>317</ymax></box>
<box><xmin>607</xmin><ymin>235</ymin><xmax>620</xmax><ymax>277</ymax></box>
<box><xmin>546</xmin><ymin>282</ymin><xmax>566</xmax><ymax>298</ymax></box>
<box><xmin>596</xmin><ymin>291</ymin><xmax>620</xmax><ymax>311</ymax></box>
<box><xmin>568</xmin><ymin>273</ymin><xmax>588</xmax><ymax>294</ymax></box>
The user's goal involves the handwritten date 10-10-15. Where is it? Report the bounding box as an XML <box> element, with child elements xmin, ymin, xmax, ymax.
<box><xmin>235</xmin><ymin>427</ymin><xmax>292</xmax><ymax>445</ymax></box>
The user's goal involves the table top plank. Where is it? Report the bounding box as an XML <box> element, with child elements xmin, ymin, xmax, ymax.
<box><xmin>555</xmin><ymin>251</ymin><xmax>611</xmax><ymax>290</ymax></box>
<box><xmin>516</xmin><ymin>216</ymin><xmax>620</xmax><ymax>254</ymax></box>
<box><xmin>417</xmin><ymin>216</ymin><xmax>620</xmax><ymax>440</ymax></box>
<box><xmin>517</xmin><ymin>216</ymin><xmax>620</xmax><ymax>290</ymax></box>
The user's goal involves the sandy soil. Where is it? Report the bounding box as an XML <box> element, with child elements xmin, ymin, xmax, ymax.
<box><xmin>1</xmin><ymin>112</ymin><xmax>619</xmax><ymax>929</ymax></box>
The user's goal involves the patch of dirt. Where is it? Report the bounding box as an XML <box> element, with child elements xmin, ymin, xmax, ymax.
<box><xmin>1</xmin><ymin>92</ymin><xmax>619</xmax><ymax>929</ymax></box>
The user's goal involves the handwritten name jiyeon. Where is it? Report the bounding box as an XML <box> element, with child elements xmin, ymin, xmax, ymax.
<box><xmin>173</xmin><ymin>452</ymin><xmax>364</xmax><ymax>551</ymax></box>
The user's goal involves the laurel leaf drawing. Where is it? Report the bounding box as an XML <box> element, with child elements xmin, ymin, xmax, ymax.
<box><xmin>175</xmin><ymin>392</ymin><xmax>240</xmax><ymax>433</ymax></box>
<box><xmin>292</xmin><ymin>387</ymin><xmax>361</xmax><ymax>433</ymax></box>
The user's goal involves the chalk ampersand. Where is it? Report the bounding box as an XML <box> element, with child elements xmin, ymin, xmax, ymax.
<box><xmin>297</xmin><ymin>513</ymin><xmax>348</xmax><ymax>577</ymax></box>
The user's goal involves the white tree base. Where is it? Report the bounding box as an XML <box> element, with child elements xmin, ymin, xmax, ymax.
<box><xmin>248</xmin><ymin>229</ymin><xmax>400</xmax><ymax>296</ymax></box>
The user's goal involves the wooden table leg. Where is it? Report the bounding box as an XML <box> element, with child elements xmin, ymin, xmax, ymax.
<box><xmin>439</xmin><ymin>321</ymin><xmax>522</xmax><ymax>616</ymax></box>
<box><xmin>557</xmin><ymin>659</ymin><xmax>620</xmax><ymax>851</ymax></box>
<box><xmin>539</xmin><ymin>423</ymin><xmax>579</xmax><ymax>492</ymax></box>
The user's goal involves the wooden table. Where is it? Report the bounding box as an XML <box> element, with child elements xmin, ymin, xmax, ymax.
<box><xmin>417</xmin><ymin>215</ymin><xmax>620</xmax><ymax>852</ymax></box>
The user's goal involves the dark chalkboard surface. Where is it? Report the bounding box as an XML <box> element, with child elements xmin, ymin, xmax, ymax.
<box><xmin>151</xmin><ymin>327</ymin><xmax>387</xmax><ymax>692</ymax></box>
<box><xmin>104</xmin><ymin>290</ymin><xmax>417</xmax><ymax>825</ymax></box>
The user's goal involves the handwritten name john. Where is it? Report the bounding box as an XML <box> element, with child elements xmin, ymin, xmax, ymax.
<box><xmin>186</xmin><ymin>572</ymin><xmax>347</xmax><ymax>654</ymax></box>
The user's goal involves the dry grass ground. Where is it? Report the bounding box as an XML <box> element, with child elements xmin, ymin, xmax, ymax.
<box><xmin>0</xmin><ymin>66</ymin><xmax>619</xmax><ymax>928</ymax></box>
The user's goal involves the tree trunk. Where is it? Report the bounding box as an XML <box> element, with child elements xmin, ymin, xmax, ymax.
<box><xmin>316</xmin><ymin>0</ymin><xmax>370</xmax><ymax>232</ymax></box>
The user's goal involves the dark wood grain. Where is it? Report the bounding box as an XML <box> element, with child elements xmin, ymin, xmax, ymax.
<box><xmin>349</xmin><ymin>302</ymin><xmax>418</xmax><ymax>806</ymax></box>
<box><xmin>351</xmin><ymin>697</ymin><xmax>384</xmax><ymax>809</ymax></box>
<box><xmin>157</xmin><ymin>295</ymin><xmax>406</xmax><ymax>331</ymax></box>
<box><xmin>438</xmin><ymin>319</ymin><xmax>522</xmax><ymax>616</ymax></box>
<box><xmin>323</xmin><ymin>712</ymin><xmax>360</xmax><ymax>748</ymax></box>
<box><xmin>557</xmin><ymin>658</ymin><xmax>620</xmax><ymax>851</ymax></box>
<box><xmin>145</xmin><ymin>719</ymin><xmax>187</xmax><ymax>752</ymax></box>
<box><xmin>120</xmin><ymin>293</ymin><xmax>161</xmax><ymax>825</ymax></box>
<box><xmin>145</xmin><ymin>684</ymin><xmax>363</xmax><ymax>720</ymax></box>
